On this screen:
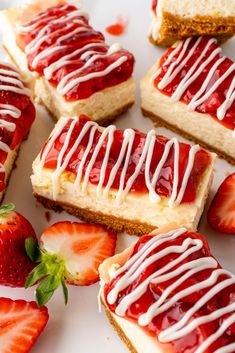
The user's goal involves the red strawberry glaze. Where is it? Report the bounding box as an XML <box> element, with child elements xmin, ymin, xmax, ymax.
<box><xmin>154</xmin><ymin>37</ymin><xmax>235</xmax><ymax>131</ymax></box>
<box><xmin>41</xmin><ymin>115</ymin><xmax>211</xmax><ymax>203</ymax></box>
<box><xmin>17</xmin><ymin>4</ymin><xmax>134</xmax><ymax>101</ymax></box>
<box><xmin>152</xmin><ymin>0</ymin><xmax>158</xmax><ymax>13</ymax></box>
<box><xmin>105</xmin><ymin>17</ymin><xmax>128</xmax><ymax>36</ymax></box>
<box><xmin>104</xmin><ymin>231</ymin><xmax>235</xmax><ymax>353</ymax></box>
<box><xmin>0</xmin><ymin>63</ymin><xmax>35</xmax><ymax>192</ymax></box>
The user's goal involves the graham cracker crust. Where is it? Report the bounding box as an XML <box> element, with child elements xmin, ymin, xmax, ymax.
<box><xmin>142</xmin><ymin>108</ymin><xmax>235</xmax><ymax>165</ymax></box>
<box><xmin>150</xmin><ymin>12</ymin><xmax>235</xmax><ymax>46</ymax></box>
<box><xmin>34</xmin><ymin>193</ymin><xmax>156</xmax><ymax>236</ymax></box>
<box><xmin>102</xmin><ymin>301</ymin><xmax>138</xmax><ymax>353</ymax></box>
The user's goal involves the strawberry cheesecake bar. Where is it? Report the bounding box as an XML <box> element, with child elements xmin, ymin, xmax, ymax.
<box><xmin>0</xmin><ymin>61</ymin><xmax>35</xmax><ymax>203</ymax></box>
<box><xmin>31</xmin><ymin>115</ymin><xmax>215</xmax><ymax>235</ymax></box>
<box><xmin>141</xmin><ymin>36</ymin><xmax>235</xmax><ymax>164</ymax></box>
<box><xmin>149</xmin><ymin>0</ymin><xmax>235</xmax><ymax>46</ymax></box>
<box><xmin>0</xmin><ymin>1</ymin><xmax>135</xmax><ymax>124</ymax></box>
<box><xmin>100</xmin><ymin>226</ymin><xmax>235</xmax><ymax>353</ymax></box>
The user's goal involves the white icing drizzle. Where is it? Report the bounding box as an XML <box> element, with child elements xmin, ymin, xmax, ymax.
<box><xmin>38</xmin><ymin>116</ymin><xmax>71</xmax><ymax>172</ymax></box>
<box><xmin>16</xmin><ymin>4</ymin><xmax>73</xmax><ymax>32</ymax></box>
<box><xmin>44</xmin><ymin>42</ymin><xmax>105</xmax><ymax>79</ymax></box>
<box><xmin>153</xmin><ymin>37</ymin><xmax>235</xmax><ymax>136</ymax></box>
<box><xmin>107</xmin><ymin>228</ymin><xmax>235</xmax><ymax>352</ymax></box>
<box><xmin>0</xmin><ymin>120</ymin><xmax>16</xmax><ymax>132</ymax></box>
<box><xmin>0</xmin><ymin>67</ymin><xmax>27</xmax><ymax>132</ymax></box>
<box><xmin>188</xmin><ymin>56</ymin><xmax>226</xmax><ymax>111</ymax></box>
<box><xmin>0</xmin><ymin>64</ymin><xmax>30</xmax><ymax>96</ymax></box>
<box><xmin>0</xmin><ymin>66</ymin><xmax>25</xmax><ymax>155</ymax></box>
<box><xmin>157</xmin><ymin>37</ymin><xmax>195</xmax><ymax>90</ymax></box>
<box><xmin>0</xmin><ymin>62</ymin><xmax>31</xmax><ymax>182</ymax></box>
<box><xmin>217</xmin><ymin>76</ymin><xmax>235</xmax><ymax>120</ymax></box>
<box><xmin>51</xmin><ymin>118</ymin><xmax>78</xmax><ymax>198</ymax></box>
<box><xmin>39</xmin><ymin>118</ymin><xmax>201</xmax><ymax>207</ymax></box>
<box><xmin>19</xmin><ymin>4</ymin><xmax>127</xmax><ymax>97</ymax></box>
<box><xmin>151</xmin><ymin>40</ymin><xmax>184</xmax><ymax>85</ymax></box>
<box><xmin>58</xmin><ymin>55</ymin><xmax>127</xmax><ymax>95</ymax></box>
<box><xmin>57</xmin><ymin>43</ymin><xmax>123</xmax><ymax>95</ymax></box>
<box><xmin>0</xmin><ymin>104</ymin><xmax>21</xmax><ymax>119</ymax></box>
<box><xmin>190</xmin><ymin>63</ymin><xmax>235</xmax><ymax>111</ymax></box>
<box><xmin>0</xmin><ymin>141</ymin><xmax>10</xmax><ymax>153</ymax></box>
<box><xmin>171</xmin><ymin>38</ymin><xmax>218</xmax><ymax>102</ymax></box>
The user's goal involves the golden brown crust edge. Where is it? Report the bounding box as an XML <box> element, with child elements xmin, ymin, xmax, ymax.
<box><xmin>142</xmin><ymin>108</ymin><xmax>235</xmax><ymax>165</ymax></box>
<box><xmin>149</xmin><ymin>12</ymin><xmax>235</xmax><ymax>46</ymax></box>
<box><xmin>102</xmin><ymin>300</ymin><xmax>138</xmax><ymax>353</ymax></box>
<box><xmin>33</xmin><ymin>193</ymin><xmax>156</xmax><ymax>236</ymax></box>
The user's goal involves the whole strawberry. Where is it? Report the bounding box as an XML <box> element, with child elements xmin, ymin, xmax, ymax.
<box><xmin>0</xmin><ymin>203</ymin><xmax>37</xmax><ymax>287</ymax></box>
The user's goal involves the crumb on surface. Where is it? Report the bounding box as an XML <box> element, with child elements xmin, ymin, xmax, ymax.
<box><xmin>45</xmin><ymin>211</ymin><xmax>52</xmax><ymax>222</ymax></box>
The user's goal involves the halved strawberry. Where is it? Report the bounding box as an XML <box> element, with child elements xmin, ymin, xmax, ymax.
<box><xmin>25</xmin><ymin>222</ymin><xmax>117</xmax><ymax>306</ymax></box>
<box><xmin>207</xmin><ymin>173</ymin><xmax>235</xmax><ymax>234</ymax></box>
<box><xmin>0</xmin><ymin>297</ymin><xmax>48</xmax><ymax>353</ymax></box>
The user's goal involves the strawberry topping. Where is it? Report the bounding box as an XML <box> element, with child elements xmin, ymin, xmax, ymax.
<box><xmin>154</xmin><ymin>37</ymin><xmax>235</xmax><ymax>132</ymax></box>
<box><xmin>17</xmin><ymin>4</ymin><xmax>134</xmax><ymax>101</ymax></box>
<box><xmin>104</xmin><ymin>230</ymin><xmax>235</xmax><ymax>353</ymax></box>
<box><xmin>41</xmin><ymin>115</ymin><xmax>211</xmax><ymax>203</ymax></box>
<box><xmin>0</xmin><ymin>63</ymin><xmax>35</xmax><ymax>192</ymax></box>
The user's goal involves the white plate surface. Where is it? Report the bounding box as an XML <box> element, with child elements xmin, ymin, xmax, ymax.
<box><xmin>0</xmin><ymin>0</ymin><xmax>234</xmax><ymax>352</ymax></box>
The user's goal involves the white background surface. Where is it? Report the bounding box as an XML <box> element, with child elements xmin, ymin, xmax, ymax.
<box><xmin>0</xmin><ymin>0</ymin><xmax>234</xmax><ymax>352</ymax></box>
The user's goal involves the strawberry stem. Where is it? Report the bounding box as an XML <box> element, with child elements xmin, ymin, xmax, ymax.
<box><xmin>25</xmin><ymin>247</ymin><xmax>68</xmax><ymax>307</ymax></box>
<box><xmin>0</xmin><ymin>203</ymin><xmax>15</xmax><ymax>215</ymax></box>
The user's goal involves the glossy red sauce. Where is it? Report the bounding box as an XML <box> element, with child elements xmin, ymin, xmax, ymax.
<box><xmin>17</xmin><ymin>4</ymin><xmax>134</xmax><ymax>101</ymax></box>
<box><xmin>152</xmin><ymin>0</ymin><xmax>158</xmax><ymax>13</ymax></box>
<box><xmin>154</xmin><ymin>37</ymin><xmax>235</xmax><ymax>131</ymax></box>
<box><xmin>41</xmin><ymin>115</ymin><xmax>211</xmax><ymax>203</ymax></box>
<box><xmin>0</xmin><ymin>64</ymin><xmax>35</xmax><ymax>191</ymax></box>
<box><xmin>105</xmin><ymin>16</ymin><xmax>128</xmax><ymax>36</ymax></box>
<box><xmin>104</xmin><ymin>231</ymin><xmax>235</xmax><ymax>353</ymax></box>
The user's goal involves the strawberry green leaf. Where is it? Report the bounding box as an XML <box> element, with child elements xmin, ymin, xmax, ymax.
<box><xmin>26</xmin><ymin>251</ymin><xmax>67</xmax><ymax>306</ymax></box>
<box><xmin>0</xmin><ymin>203</ymin><xmax>15</xmax><ymax>215</ymax></box>
<box><xmin>36</xmin><ymin>275</ymin><xmax>61</xmax><ymax>307</ymax></box>
<box><xmin>25</xmin><ymin>237</ymin><xmax>41</xmax><ymax>263</ymax></box>
<box><xmin>25</xmin><ymin>263</ymin><xmax>49</xmax><ymax>288</ymax></box>
<box><xmin>61</xmin><ymin>279</ymin><xmax>68</xmax><ymax>305</ymax></box>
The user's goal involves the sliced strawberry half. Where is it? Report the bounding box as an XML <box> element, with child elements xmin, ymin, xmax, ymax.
<box><xmin>25</xmin><ymin>222</ymin><xmax>117</xmax><ymax>306</ymax></box>
<box><xmin>0</xmin><ymin>297</ymin><xmax>48</xmax><ymax>353</ymax></box>
<box><xmin>207</xmin><ymin>173</ymin><xmax>235</xmax><ymax>234</ymax></box>
<box><xmin>41</xmin><ymin>222</ymin><xmax>117</xmax><ymax>285</ymax></box>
